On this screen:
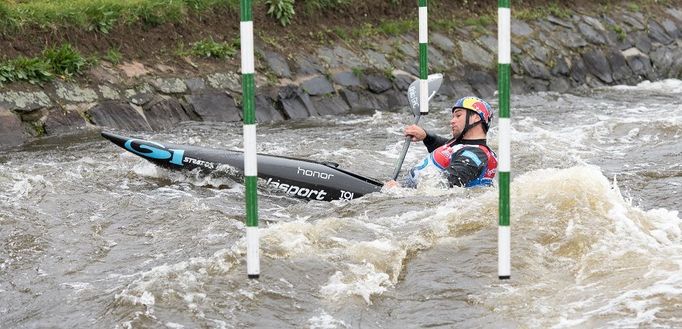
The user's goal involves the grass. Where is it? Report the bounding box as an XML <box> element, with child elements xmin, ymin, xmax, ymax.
<box><xmin>190</xmin><ymin>37</ymin><xmax>238</xmax><ymax>59</ymax></box>
<box><xmin>0</xmin><ymin>0</ymin><xmax>239</xmax><ymax>32</ymax></box>
<box><xmin>514</xmin><ymin>2</ymin><xmax>571</xmax><ymax>21</ymax></box>
<box><xmin>0</xmin><ymin>43</ymin><xmax>88</xmax><ymax>85</ymax></box>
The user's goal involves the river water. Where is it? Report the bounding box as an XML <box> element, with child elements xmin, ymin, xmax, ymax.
<box><xmin>1</xmin><ymin>80</ymin><xmax>681</xmax><ymax>328</ymax></box>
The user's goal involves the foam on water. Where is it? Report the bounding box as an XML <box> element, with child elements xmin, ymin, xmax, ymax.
<box><xmin>611</xmin><ymin>79</ymin><xmax>682</xmax><ymax>93</ymax></box>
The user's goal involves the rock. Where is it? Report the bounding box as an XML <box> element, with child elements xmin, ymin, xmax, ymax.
<box><xmin>89</xmin><ymin>101</ymin><xmax>151</xmax><ymax>131</ymax></box>
<box><xmin>648</xmin><ymin>20</ymin><xmax>674</xmax><ymax>45</ymax></box>
<box><xmin>385</xmin><ymin>89</ymin><xmax>409</xmax><ymax>110</ymax></box>
<box><xmin>332</xmin><ymin>71</ymin><xmax>362</xmax><ymax>88</ymax></box>
<box><xmin>263</xmin><ymin>50</ymin><xmax>291</xmax><ymax>78</ymax></box>
<box><xmin>557</xmin><ymin>30</ymin><xmax>588</xmax><ymax>48</ymax></box>
<box><xmin>522</xmin><ymin>77</ymin><xmax>550</xmax><ymax>92</ymax></box>
<box><xmin>479</xmin><ymin>35</ymin><xmax>498</xmax><ymax>54</ymax></box>
<box><xmin>311</xmin><ymin>94</ymin><xmax>350</xmax><ymax>115</ymax></box>
<box><xmin>511</xmin><ymin>19</ymin><xmax>533</xmax><ymax>36</ymax></box>
<box><xmin>44</xmin><ymin>107</ymin><xmax>87</xmax><ymax>135</ymax></box>
<box><xmin>466</xmin><ymin>71</ymin><xmax>496</xmax><ymax>98</ymax></box>
<box><xmin>54</xmin><ymin>81</ymin><xmax>98</xmax><ymax>103</ymax></box>
<box><xmin>551</xmin><ymin>56</ymin><xmax>571</xmax><ymax>76</ymax></box>
<box><xmin>255</xmin><ymin>95</ymin><xmax>284</xmax><ymax>123</ymax></box>
<box><xmin>548</xmin><ymin>16</ymin><xmax>574</xmax><ymax>29</ymax></box>
<box><xmin>339</xmin><ymin>89</ymin><xmax>387</xmax><ymax>113</ymax></box>
<box><xmin>365</xmin><ymin>74</ymin><xmax>392</xmax><ymax>94</ymax></box>
<box><xmin>301</xmin><ymin>75</ymin><xmax>335</xmax><ymax>95</ymax></box>
<box><xmin>440</xmin><ymin>77</ymin><xmax>475</xmax><ymax>98</ymax></box>
<box><xmin>431</xmin><ymin>33</ymin><xmax>456</xmax><ymax>52</ymax></box>
<box><xmin>650</xmin><ymin>46</ymin><xmax>675</xmax><ymax>77</ymax></box>
<box><xmin>143</xmin><ymin>97</ymin><xmax>192</xmax><ymax>130</ymax></box>
<box><xmin>428</xmin><ymin>46</ymin><xmax>449</xmax><ymax>70</ymax></box>
<box><xmin>622</xmin><ymin>13</ymin><xmax>645</xmax><ymax>30</ymax></box>
<box><xmin>458</xmin><ymin>41</ymin><xmax>494</xmax><ymax>68</ymax></box>
<box><xmin>525</xmin><ymin>39</ymin><xmax>550</xmax><ymax>62</ymax></box>
<box><xmin>117</xmin><ymin>61</ymin><xmax>149</xmax><ymax>78</ymax></box>
<box><xmin>549</xmin><ymin>77</ymin><xmax>572</xmax><ymax>93</ymax></box>
<box><xmin>666</xmin><ymin>8</ymin><xmax>682</xmax><ymax>23</ymax></box>
<box><xmin>277</xmin><ymin>85</ymin><xmax>317</xmax><ymax>119</ymax></box>
<box><xmin>630</xmin><ymin>31</ymin><xmax>652</xmax><ymax>53</ymax></box>
<box><xmin>318</xmin><ymin>46</ymin><xmax>364</xmax><ymax>68</ymax></box>
<box><xmin>582</xmin><ymin>50</ymin><xmax>613</xmax><ymax>83</ymax></box>
<box><xmin>577</xmin><ymin>21</ymin><xmax>607</xmax><ymax>45</ymax></box>
<box><xmin>570</xmin><ymin>55</ymin><xmax>588</xmax><ymax>84</ymax></box>
<box><xmin>150</xmin><ymin>78</ymin><xmax>187</xmax><ymax>94</ymax></box>
<box><xmin>186</xmin><ymin>91</ymin><xmax>241</xmax><ymax>122</ymax></box>
<box><xmin>206</xmin><ymin>72</ymin><xmax>241</xmax><ymax>93</ymax></box>
<box><xmin>670</xmin><ymin>49</ymin><xmax>682</xmax><ymax>78</ymax></box>
<box><xmin>0</xmin><ymin>107</ymin><xmax>27</xmax><ymax>148</ymax></box>
<box><xmin>98</xmin><ymin>85</ymin><xmax>120</xmax><ymax>100</ymax></box>
<box><xmin>184</xmin><ymin>78</ymin><xmax>206</xmax><ymax>93</ymax></box>
<box><xmin>294</xmin><ymin>56</ymin><xmax>324</xmax><ymax>75</ymax></box>
<box><xmin>606</xmin><ymin>48</ymin><xmax>634</xmax><ymax>83</ymax></box>
<box><xmin>0</xmin><ymin>91</ymin><xmax>52</xmax><ymax>112</ymax></box>
<box><xmin>583</xmin><ymin>16</ymin><xmax>606</xmax><ymax>32</ymax></box>
<box><xmin>622</xmin><ymin>47</ymin><xmax>654</xmax><ymax>80</ymax></box>
<box><xmin>520</xmin><ymin>57</ymin><xmax>552</xmax><ymax>80</ymax></box>
<box><xmin>661</xmin><ymin>19</ymin><xmax>680</xmax><ymax>39</ymax></box>
<box><xmin>365</xmin><ymin>50</ymin><xmax>392</xmax><ymax>70</ymax></box>
<box><xmin>392</xmin><ymin>70</ymin><xmax>415</xmax><ymax>91</ymax></box>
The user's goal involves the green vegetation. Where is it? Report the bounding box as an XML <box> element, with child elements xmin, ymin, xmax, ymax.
<box><xmin>0</xmin><ymin>44</ymin><xmax>88</xmax><ymax>85</ymax></box>
<box><xmin>104</xmin><ymin>48</ymin><xmax>122</xmax><ymax>64</ymax></box>
<box><xmin>0</xmin><ymin>0</ymin><xmax>238</xmax><ymax>32</ymax></box>
<box><xmin>266</xmin><ymin>0</ymin><xmax>295</xmax><ymax>26</ymax></box>
<box><xmin>514</xmin><ymin>2</ymin><xmax>571</xmax><ymax>21</ymax></box>
<box><xmin>608</xmin><ymin>24</ymin><xmax>627</xmax><ymax>42</ymax></box>
<box><xmin>190</xmin><ymin>37</ymin><xmax>238</xmax><ymax>59</ymax></box>
<box><xmin>627</xmin><ymin>2</ymin><xmax>641</xmax><ymax>12</ymax></box>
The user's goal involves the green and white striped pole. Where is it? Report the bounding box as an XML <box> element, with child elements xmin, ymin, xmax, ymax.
<box><xmin>241</xmin><ymin>0</ymin><xmax>259</xmax><ymax>279</ymax></box>
<box><xmin>419</xmin><ymin>0</ymin><xmax>429</xmax><ymax>115</ymax></box>
<box><xmin>497</xmin><ymin>0</ymin><xmax>511</xmax><ymax>280</ymax></box>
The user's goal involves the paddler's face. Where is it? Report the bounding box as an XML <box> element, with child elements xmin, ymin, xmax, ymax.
<box><xmin>450</xmin><ymin>109</ymin><xmax>467</xmax><ymax>137</ymax></box>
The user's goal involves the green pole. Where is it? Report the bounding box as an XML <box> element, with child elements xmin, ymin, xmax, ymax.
<box><xmin>241</xmin><ymin>0</ymin><xmax>259</xmax><ymax>279</ymax></box>
<box><xmin>498</xmin><ymin>0</ymin><xmax>511</xmax><ymax>280</ymax></box>
<box><xmin>418</xmin><ymin>0</ymin><xmax>429</xmax><ymax>115</ymax></box>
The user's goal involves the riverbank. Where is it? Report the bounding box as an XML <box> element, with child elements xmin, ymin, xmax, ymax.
<box><xmin>1</xmin><ymin>1</ymin><xmax>682</xmax><ymax>149</ymax></box>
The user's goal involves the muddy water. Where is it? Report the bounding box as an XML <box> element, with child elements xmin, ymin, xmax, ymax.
<box><xmin>1</xmin><ymin>80</ymin><xmax>680</xmax><ymax>328</ymax></box>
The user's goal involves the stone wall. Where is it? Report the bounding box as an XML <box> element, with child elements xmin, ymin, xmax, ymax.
<box><xmin>1</xmin><ymin>5</ymin><xmax>682</xmax><ymax>149</ymax></box>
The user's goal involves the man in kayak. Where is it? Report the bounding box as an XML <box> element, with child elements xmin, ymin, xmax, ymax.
<box><xmin>385</xmin><ymin>96</ymin><xmax>498</xmax><ymax>189</ymax></box>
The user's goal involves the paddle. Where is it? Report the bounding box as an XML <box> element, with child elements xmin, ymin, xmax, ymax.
<box><xmin>390</xmin><ymin>73</ymin><xmax>444</xmax><ymax>180</ymax></box>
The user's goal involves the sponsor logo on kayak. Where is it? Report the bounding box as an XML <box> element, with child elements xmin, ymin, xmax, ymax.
<box><xmin>339</xmin><ymin>190</ymin><xmax>354</xmax><ymax>201</ymax></box>
<box><xmin>266</xmin><ymin>177</ymin><xmax>328</xmax><ymax>200</ymax></box>
<box><xmin>183</xmin><ymin>156</ymin><xmax>215</xmax><ymax>169</ymax></box>
<box><xmin>297</xmin><ymin>167</ymin><xmax>334</xmax><ymax>180</ymax></box>
<box><xmin>123</xmin><ymin>139</ymin><xmax>185</xmax><ymax>166</ymax></box>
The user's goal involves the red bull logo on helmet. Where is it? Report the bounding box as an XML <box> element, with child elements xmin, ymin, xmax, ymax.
<box><xmin>453</xmin><ymin>96</ymin><xmax>493</xmax><ymax>124</ymax></box>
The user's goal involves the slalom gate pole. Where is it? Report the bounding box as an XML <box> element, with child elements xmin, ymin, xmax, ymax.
<box><xmin>497</xmin><ymin>0</ymin><xmax>511</xmax><ymax>280</ymax></box>
<box><xmin>241</xmin><ymin>0</ymin><xmax>259</xmax><ymax>279</ymax></box>
<box><xmin>419</xmin><ymin>0</ymin><xmax>429</xmax><ymax>115</ymax></box>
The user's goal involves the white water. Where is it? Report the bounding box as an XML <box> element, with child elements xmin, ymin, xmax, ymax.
<box><xmin>0</xmin><ymin>80</ymin><xmax>680</xmax><ymax>328</ymax></box>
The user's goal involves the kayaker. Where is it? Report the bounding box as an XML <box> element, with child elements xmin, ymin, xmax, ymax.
<box><xmin>385</xmin><ymin>96</ymin><xmax>498</xmax><ymax>189</ymax></box>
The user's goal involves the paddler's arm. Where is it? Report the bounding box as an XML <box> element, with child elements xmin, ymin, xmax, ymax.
<box><xmin>444</xmin><ymin>147</ymin><xmax>488</xmax><ymax>187</ymax></box>
<box><xmin>404</xmin><ymin>125</ymin><xmax>449</xmax><ymax>153</ymax></box>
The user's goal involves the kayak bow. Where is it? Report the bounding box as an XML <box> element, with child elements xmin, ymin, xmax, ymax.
<box><xmin>102</xmin><ymin>131</ymin><xmax>383</xmax><ymax>201</ymax></box>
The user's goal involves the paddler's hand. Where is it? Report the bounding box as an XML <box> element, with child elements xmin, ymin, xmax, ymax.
<box><xmin>404</xmin><ymin>125</ymin><xmax>426</xmax><ymax>142</ymax></box>
<box><xmin>383</xmin><ymin>180</ymin><xmax>399</xmax><ymax>189</ymax></box>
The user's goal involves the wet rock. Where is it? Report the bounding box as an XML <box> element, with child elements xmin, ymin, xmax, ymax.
<box><xmin>522</xmin><ymin>77</ymin><xmax>550</xmax><ymax>92</ymax></box>
<box><xmin>143</xmin><ymin>97</ymin><xmax>192</xmax><ymax>130</ymax></box>
<box><xmin>184</xmin><ymin>78</ymin><xmax>206</xmax><ymax>93</ymax></box>
<box><xmin>0</xmin><ymin>107</ymin><xmax>26</xmax><ymax>148</ymax></box>
<box><xmin>311</xmin><ymin>94</ymin><xmax>350</xmax><ymax>115</ymax></box>
<box><xmin>622</xmin><ymin>47</ymin><xmax>654</xmax><ymax>80</ymax></box>
<box><xmin>277</xmin><ymin>85</ymin><xmax>317</xmax><ymax>119</ymax></box>
<box><xmin>670</xmin><ymin>49</ymin><xmax>682</xmax><ymax>78</ymax></box>
<box><xmin>458</xmin><ymin>41</ymin><xmax>494</xmax><ymax>68</ymax></box>
<box><xmin>570</xmin><ymin>56</ymin><xmax>588</xmax><ymax>84</ymax></box>
<box><xmin>549</xmin><ymin>77</ymin><xmax>572</xmax><ymax>93</ymax></box>
<box><xmin>89</xmin><ymin>101</ymin><xmax>151</xmax><ymax>131</ymax></box>
<box><xmin>365</xmin><ymin>74</ymin><xmax>392</xmax><ymax>94</ymax></box>
<box><xmin>385</xmin><ymin>89</ymin><xmax>409</xmax><ymax>110</ymax></box>
<box><xmin>582</xmin><ymin>50</ymin><xmax>613</xmax><ymax>83</ymax></box>
<box><xmin>511</xmin><ymin>19</ymin><xmax>533</xmax><ymax>36</ymax></box>
<box><xmin>520</xmin><ymin>57</ymin><xmax>552</xmax><ymax>80</ymax></box>
<box><xmin>151</xmin><ymin>78</ymin><xmax>187</xmax><ymax>94</ymax></box>
<box><xmin>392</xmin><ymin>70</ymin><xmax>415</xmax><ymax>91</ymax></box>
<box><xmin>301</xmin><ymin>75</ymin><xmax>335</xmax><ymax>96</ymax></box>
<box><xmin>650</xmin><ymin>46</ymin><xmax>675</xmax><ymax>77</ymax></box>
<box><xmin>648</xmin><ymin>20</ymin><xmax>674</xmax><ymax>45</ymax></box>
<box><xmin>440</xmin><ymin>77</ymin><xmax>475</xmax><ymax>98</ymax></box>
<box><xmin>606</xmin><ymin>48</ymin><xmax>634</xmax><ymax>83</ymax></box>
<box><xmin>0</xmin><ymin>91</ymin><xmax>52</xmax><ymax>112</ymax></box>
<box><xmin>125</xmin><ymin>84</ymin><xmax>156</xmax><ymax>106</ymax></box>
<box><xmin>44</xmin><ymin>107</ymin><xmax>87</xmax><ymax>135</ymax></box>
<box><xmin>255</xmin><ymin>95</ymin><xmax>284</xmax><ymax>123</ymax></box>
<box><xmin>186</xmin><ymin>91</ymin><xmax>240</xmax><ymax>122</ymax></box>
<box><xmin>339</xmin><ymin>89</ymin><xmax>387</xmax><ymax>113</ymax></box>
<box><xmin>263</xmin><ymin>50</ymin><xmax>291</xmax><ymax>78</ymax></box>
<box><xmin>332</xmin><ymin>71</ymin><xmax>362</xmax><ymax>88</ymax></box>
<box><xmin>466</xmin><ymin>71</ymin><xmax>496</xmax><ymax>98</ymax></box>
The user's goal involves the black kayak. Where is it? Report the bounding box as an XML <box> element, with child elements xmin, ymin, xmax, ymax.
<box><xmin>102</xmin><ymin>132</ymin><xmax>383</xmax><ymax>201</ymax></box>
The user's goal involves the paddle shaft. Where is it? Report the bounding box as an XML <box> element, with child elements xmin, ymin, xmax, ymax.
<box><xmin>391</xmin><ymin>114</ymin><xmax>422</xmax><ymax>181</ymax></box>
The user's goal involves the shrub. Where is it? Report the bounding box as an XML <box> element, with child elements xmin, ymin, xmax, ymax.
<box><xmin>266</xmin><ymin>0</ymin><xmax>295</xmax><ymax>26</ymax></box>
<box><xmin>42</xmin><ymin>44</ymin><xmax>87</xmax><ymax>77</ymax></box>
<box><xmin>191</xmin><ymin>37</ymin><xmax>237</xmax><ymax>59</ymax></box>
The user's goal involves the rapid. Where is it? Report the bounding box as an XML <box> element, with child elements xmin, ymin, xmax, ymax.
<box><xmin>1</xmin><ymin>80</ymin><xmax>680</xmax><ymax>328</ymax></box>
